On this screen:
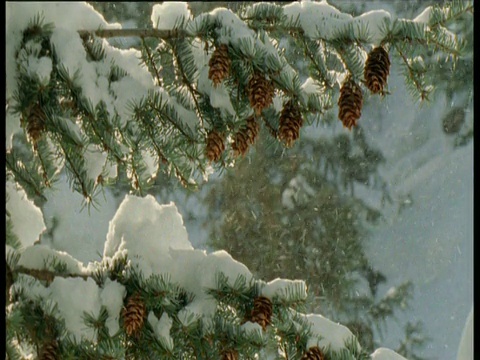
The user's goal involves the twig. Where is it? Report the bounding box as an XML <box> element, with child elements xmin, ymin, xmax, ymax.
<box><xmin>77</xmin><ymin>28</ymin><xmax>187</xmax><ymax>40</ymax></box>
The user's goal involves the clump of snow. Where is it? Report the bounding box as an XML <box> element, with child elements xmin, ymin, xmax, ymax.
<box><xmin>40</xmin><ymin>175</ymin><xmax>118</xmax><ymax>265</ymax></box>
<box><xmin>413</xmin><ymin>6</ymin><xmax>433</xmax><ymax>24</ymax></box>
<box><xmin>261</xmin><ymin>278</ymin><xmax>307</xmax><ymax>301</ymax></box>
<box><xmin>283</xmin><ymin>1</ymin><xmax>392</xmax><ymax>45</ymax></box>
<box><xmin>25</xmin><ymin>56</ymin><xmax>52</xmax><ymax>85</ymax></box>
<box><xmin>241</xmin><ymin>321</ymin><xmax>264</xmax><ymax>336</ymax></box>
<box><xmin>5</xmin><ymin>108</ymin><xmax>22</xmax><ymax>149</ymax></box>
<box><xmin>100</xmin><ymin>279</ymin><xmax>126</xmax><ymax>336</ymax></box>
<box><xmin>104</xmin><ymin>195</ymin><xmax>254</xmax><ymax>322</ymax></box>
<box><xmin>17</xmin><ymin>244</ymin><xmax>88</xmax><ymax>275</ymax></box>
<box><xmin>371</xmin><ymin>348</ymin><xmax>408</xmax><ymax>360</ymax></box>
<box><xmin>151</xmin><ymin>2</ymin><xmax>191</xmax><ymax>30</ymax></box>
<box><xmin>6</xmin><ymin>181</ymin><xmax>46</xmax><ymax>248</ymax></box>
<box><xmin>148</xmin><ymin>312</ymin><xmax>174</xmax><ymax>350</ymax></box>
<box><xmin>49</xmin><ymin>277</ymin><xmax>102</xmax><ymax>341</ymax></box>
<box><xmin>304</xmin><ymin>313</ymin><xmax>359</xmax><ymax>352</ymax></box>
<box><xmin>83</xmin><ymin>144</ymin><xmax>108</xmax><ymax>181</ymax></box>
<box><xmin>6</xmin><ymin>2</ymin><xmax>120</xmax><ymax>100</ymax></box>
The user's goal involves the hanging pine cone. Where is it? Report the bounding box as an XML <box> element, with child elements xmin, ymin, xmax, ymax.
<box><xmin>205</xmin><ymin>130</ymin><xmax>225</xmax><ymax>162</ymax></box>
<box><xmin>221</xmin><ymin>349</ymin><xmax>239</xmax><ymax>360</ymax></box>
<box><xmin>122</xmin><ymin>293</ymin><xmax>146</xmax><ymax>337</ymax></box>
<box><xmin>248</xmin><ymin>72</ymin><xmax>274</xmax><ymax>115</ymax></box>
<box><xmin>301</xmin><ymin>346</ymin><xmax>325</xmax><ymax>360</ymax></box>
<box><xmin>278</xmin><ymin>99</ymin><xmax>303</xmax><ymax>147</ymax></box>
<box><xmin>39</xmin><ymin>340</ymin><xmax>59</xmax><ymax>360</ymax></box>
<box><xmin>250</xmin><ymin>296</ymin><xmax>273</xmax><ymax>330</ymax></box>
<box><xmin>232</xmin><ymin>116</ymin><xmax>260</xmax><ymax>157</ymax></box>
<box><xmin>25</xmin><ymin>103</ymin><xmax>47</xmax><ymax>147</ymax></box>
<box><xmin>364</xmin><ymin>46</ymin><xmax>390</xmax><ymax>94</ymax></box>
<box><xmin>338</xmin><ymin>78</ymin><xmax>363</xmax><ymax>130</ymax></box>
<box><xmin>208</xmin><ymin>44</ymin><xmax>231</xmax><ymax>87</ymax></box>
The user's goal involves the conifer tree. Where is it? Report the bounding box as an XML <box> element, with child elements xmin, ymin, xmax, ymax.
<box><xmin>5</xmin><ymin>1</ymin><xmax>472</xmax><ymax>359</ymax></box>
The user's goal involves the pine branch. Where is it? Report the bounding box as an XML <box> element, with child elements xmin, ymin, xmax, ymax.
<box><xmin>141</xmin><ymin>37</ymin><xmax>163</xmax><ymax>87</ymax></box>
<box><xmin>394</xmin><ymin>45</ymin><xmax>429</xmax><ymax>101</ymax></box>
<box><xmin>169</xmin><ymin>40</ymin><xmax>205</xmax><ymax>127</ymax></box>
<box><xmin>14</xmin><ymin>266</ymin><xmax>90</xmax><ymax>285</ymax></box>
<box><xmin>77</xmin><ymin>28</ymin><xmax>187</xmax><ymax>40</ymax></box>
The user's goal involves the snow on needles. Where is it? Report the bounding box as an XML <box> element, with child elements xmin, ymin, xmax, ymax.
<box><xmin>151</xmin><ymin>2</ymin><xmax>192</xmax><ymax>30</ymax></box>
<box><xmin>103</xmin><ymin>195</ymin><xmax>254</xmax><ymax>323</ymax></box>
<box><xmin>6</xmin><ymin>181</ymin><xmax>46</xmax><ymax>249</ymax></box>
<box><xmin>283</xmin><ymin>1</ymin><xmax>392</xmax><ymax>45</ymax></box>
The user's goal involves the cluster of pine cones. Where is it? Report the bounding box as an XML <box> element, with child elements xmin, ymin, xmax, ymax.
<box><xmin>338</xmin><ymin>46</ymin><xmax>390</xmax><ymax>130</ymax></box>
<box><xmin>206</xmin><ymin>43</ymin><xmax>391</xmax><ymax>162</ymax></box>
<box><xmin>205</xmin><ymin>43</ymin><xmax>304</xmax><ymax>163</ymax></box>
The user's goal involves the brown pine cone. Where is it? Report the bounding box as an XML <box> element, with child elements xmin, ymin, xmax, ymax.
<box><xmin>208</xmin><ymin>44</ymin><xmax>231</xmax><ymax>87</ymax></box>
<box><xmin>364</xmin><ymin>46</ymin><xmax>390</xmax><ymax>94</ymax></box>
<box><xmin>301</xmin><ymin>346</ymin><xmax>325</xmax><ymax>360</ymax></box>
<box><xmin>122</xmin><ymin>293</ymin><xmax>146</xmax><ymax>337</ymax></box>
<box><xmin>248</xmin><ymin>72</ymin><xmax>274</xmax><ymax>115</ymax></box>
<box><xmin>39</xmin><ymin>340</ymin><xmax>59</xmax><ymax>360</ymax></box>
<box><xmin>278</xmin><ymin>99</ymin><xmax>303</xmax><ymax>147</ymax></box>
<box><xmin>25</xmin><ymin>103</ymin><xmax>47</xmax><ymax>147</ymax></box>
<box><xmin>232</xmin><ymin>116</ymin><xmax>260</xmax><ymax>157</ymax></box>
<box><xmin>250</xmin><ymin>296</ymin><xmax>273</xmax><ymax>330</ymax></box>
<box><xmin>205</xmin><ymin>130</ymin><xmax>225</xmax><ymax>162</ymax></box>
<box><xmin>221</xmin><ymin>349</ymin><xmax>239</xmax><ymax>360</ymax></box>
<box><xmin>338</xmin><ymin>78</ymin><xmax>363</xmax><ymax>130</ymax></box>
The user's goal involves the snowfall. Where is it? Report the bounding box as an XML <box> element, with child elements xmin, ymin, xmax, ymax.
<box><xmin>5</xmin><ymin>1</ymin><xmax>473</xmax><ymax>360</ymax></box>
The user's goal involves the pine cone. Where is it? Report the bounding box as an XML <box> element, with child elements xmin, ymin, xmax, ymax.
<box><xmin>364</xmin><ymin>46</ymin><xmax>390</xmax><ymax>94</ymax></box>
<box><xmin>39</xmin><ymin>340</ymin><xmax>59</xmax><ymax>360</ymax></box>
<box><xmin>301</xmin><ymin>346</ymin><xmax>325</xmax><ymax>360</ymax></box>
<box><xmin>250</xmin><ymin>296</ymin><xmax>273</xmax><ymax>330</ymax></box>
<box><xmin>221</xmin><ymin>349</ymin><xmax>239</xmax><ymax>360</ymax></box>
<box><xmin>25</xmin><ymin>103</ymin><xmax>47</xmax><ymax>147</ymax></box>
<box><xmin>248</xmin><ymin>72</ymin><xmax>274</xmax><ymax>116</ymax></box>
<box><xmin>338</xmin><ymin>78</ymin><xmax>363</xmax><ymax>130</ymax></box>
<box><xmin>278</xmin><ymin>100</ymin><xmax>303</xmax><ymax>147</ymax></box>
<box><xmin>205</xmin><ymin>130</ymin><xmax>225</xmax><ymax>162</ymax></box>
<box><xmin>122</xmin><ymin>293</ymin><xmax>146</xmax><ymax>337</ymax></box>
<box><xmin>208</xmin><ymin>44</ymin><xmax>231</xmax><ymax>87</ymax></box>
<box><xmin>232</xmin><ymin>116</ymin><xmax>259</xmax><ymax>157</ymax></box>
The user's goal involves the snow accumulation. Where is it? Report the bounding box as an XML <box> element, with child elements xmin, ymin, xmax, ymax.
<box><xmin>148</xmin><ymin>312</ymin><xmax>174</xmax><ymax>351</ymax></box>
<box><xmin>303</xmin><ymin>313</ymin><xmax>359</xmax><ymax>352</ymax></box>
<box><xmin>6</xmin><ymin>181</ymin><xmax>46</xmax><ymax>249</ymax></box>
<box><xmin>371</xmin><ymin>348</ymin><xmax>407</xmax><ymax>360</ymax></box>
<box><xmin>151</xmin><ymin>2</ymin><xmax>192</xmax><ymax>30</ymax></box>
<box><xmin>283</xmin><ymin>1</ymin><xmax>392</xmax><ymax>45</ymax></box>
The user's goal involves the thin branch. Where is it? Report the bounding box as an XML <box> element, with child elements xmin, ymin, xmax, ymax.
<box><xmin>395</xmin><ymin>45</ymin><xmax>429</xmax><ymax>100</ymax></box>
<box><xmin>15</xmin><ymin>266</ymin><xmax>90</xmax><ymax>284</ymax></box>
<box><xmin>77</xmin><ymin>28</ymin><xmax>187</xmax><ymax>40</ymax></box>
<box><xmin>141</xmin><ymin>37</ymin><xmax>163</xmax><ymax>87</ymax></box>
<box><xmin>169</xmin><ymin>40</ymin><xmax>205</xmax><ymax>127</ymax></box>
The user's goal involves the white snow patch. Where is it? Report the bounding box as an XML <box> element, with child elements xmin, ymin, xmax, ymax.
<box><xmin>17</xmin><ymin>244</ymin><xmax>88</xmax><ymax>275</ymax></box>
<box><xmin>100</xmin><ymin>279</ymin><xmax>126</xmax><ymax>336</ymax></box>
<box><xmin>283</xmin><ymin>1</ymin><xmax>391</xmax><ymax>45</ymax></box>
<box><xmin>6</xmin><ymin>181</ymin><xmax>46</xmax><ymax>248</ymax></box>
<box><xmin>261</xmin><ymin>278</ymin><xmax>307</xmax><ymax>301</ymax></box>
<box><xmin>151</xmin><ymin>2</ymin><xmax>191</xmax><ymax>30</ymax></box>
<box><xmin>304</xmin><ymin>313</ymin><xmax>359</xmax><ymax>352</ymax></box>
<box><xmin>413</xmin><ymin>6</ymin><xmax>433</xmax><ymax>24</ymax></box>
<box><xmin>49</xmin><ymin>277</ymin><xmax>102</xmax><ymax>341</ymax></box>
<box><xmin>41</xmin><ymin>175</ymin><xmax>118</xmax><ymax>265</ymax></box>
<box><xmin>371</xmin><ymin>348</ymin><xmax>408</xmax><ymax>360</ymax></box>
<box><xmin>155</xmin><ymin>312</ymin><xmax>174</xmax><ymax>350</ymax></box>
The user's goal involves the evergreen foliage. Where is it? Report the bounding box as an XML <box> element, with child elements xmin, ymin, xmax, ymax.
<box><xmin>5</xmin><ymin>1</ymin><xmax>473</xmax><ymax>359</ymax></box>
